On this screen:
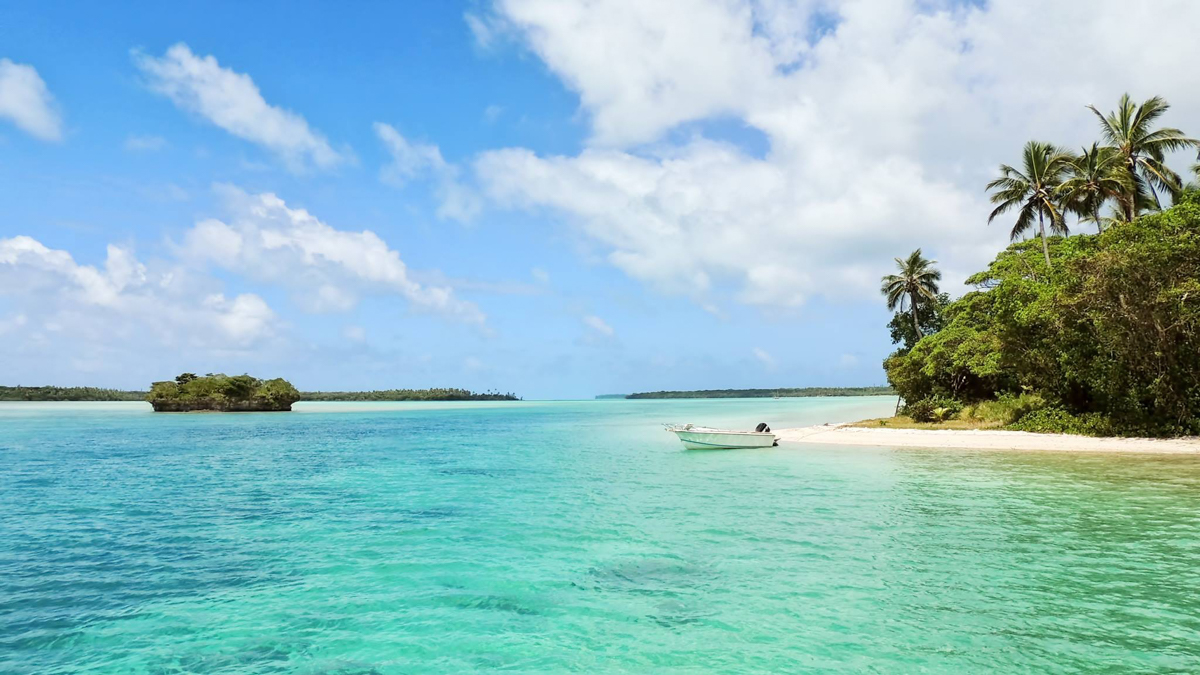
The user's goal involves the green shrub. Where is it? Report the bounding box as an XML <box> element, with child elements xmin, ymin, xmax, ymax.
<box><xmin>904</xmin><ymin>396</ymin><xmax>962</xmax><ymax>423</ymax></box>
<box><xmin>964</xmin><ymin>393</ymin><xmax>1046</xmax><ymax>425</ymax></box>
<box><xmin>1007</xmin><ymin>408</ymin><xmax>1114</xmax><ymax>436</ymax></box>
<box><xmin>903</xmin><ymin>398</ymin><xmax>936</xmax><ymax>423</ymax></box>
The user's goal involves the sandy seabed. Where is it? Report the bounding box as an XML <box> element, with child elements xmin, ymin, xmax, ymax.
<box><xmin>776</xmin><ymin>424</ymin><xmax>1200</xmax><ymax>454</ymax></box>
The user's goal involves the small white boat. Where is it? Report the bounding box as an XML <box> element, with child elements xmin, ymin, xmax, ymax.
<box><xmin>665</xmin><ymin>424</ymin><xmax>778</xmax><ymax>450</ymax></box>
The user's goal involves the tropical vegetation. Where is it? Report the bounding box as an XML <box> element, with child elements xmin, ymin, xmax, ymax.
<box><xmin>880</xmin><ymin>249</ymin><xmax>941</xmax><ymax>339</ymax></box>
<box><xmin>1089</xmin><ymin>94</ymin><xmax>1199</xmax><ymax>221</ymax></box>
<box><xmin>147</xmin><ymin>373</ymin><xmax>301</xmax><ymax>412</ymax></box>
<box><xmin>987</xmin><ymin>141</ymin><xmax>1072</xmax><ymax>266</ymax></box>
<box><xmin>882</xmin><ymin>94</ymin><xmax>1200</xmax><ymax>437</ymax></box>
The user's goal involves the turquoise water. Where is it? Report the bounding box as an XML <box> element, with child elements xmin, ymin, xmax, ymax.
<box><xmin>3</xmin><ymin>397</ymin><xmax>1200</xmax><ymax>673</ymax></box>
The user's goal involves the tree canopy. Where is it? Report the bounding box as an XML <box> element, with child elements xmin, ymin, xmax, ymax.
<box><xmin>885</xmin><ymin>194</ymin><xmax>1200</xmax><ymax>436</ymax></box>
<box><xmin>147</xmin><ymin>374</ymin><xmax>301</xmax><ymax>411</ymax></box>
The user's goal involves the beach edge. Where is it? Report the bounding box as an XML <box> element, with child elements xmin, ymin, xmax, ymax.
<box><xmin>775</xmin><ymin>424</ymin><xmax>1200</xmax><ymax>454</ymax></box>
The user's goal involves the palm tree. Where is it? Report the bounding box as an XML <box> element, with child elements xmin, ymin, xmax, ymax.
<box><xmin>881</xmin><ymin>249</ymin><xmax>941</xmax><ymax>339</ymax></box>
<box><xmin>986</xmin><ymin>140</ymin><xmax>1072</xmax><ymax>266</ymax></box>
<box><xmin>1058</xmin><ymin>143</ymin><xmax>1132</xmax><ymax>233</ymax></box>
<box><xmin>1089</xmin><ymin>94</ymin><xmax>1200</xmax><ymax>221</ymax></box>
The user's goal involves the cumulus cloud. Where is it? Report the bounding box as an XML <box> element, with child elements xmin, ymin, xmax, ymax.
<box><xmin>135</xmin><ymin>44</ymin><xmax>347</xmax><ymax>171</ymax></box>
<box><xmin>469</xmin><ymin>0</ymin><xmax>1200</xmax><ymax>309</ymax></box>
<box><xmin>0</xmin><ymin>58</ymin><xmax>62</xmax><ymax>141</ymax></box>
<box><xmin>0</xmin><ymin>235</ymin><xmax>277</xmax><ymax>354</ymax></box>
<box><xmin>181</xmin><ymin>185</ymin><xmax>485</xmax><ymax>324</ymax></box>
<box><xmin>374</xmin><ymin>122</ymin><xmax>481</xmax><ymax>222</ymax></box>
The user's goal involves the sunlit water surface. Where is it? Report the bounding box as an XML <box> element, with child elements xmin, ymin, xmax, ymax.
<box><xmin>3</xmin><ymin>397</ymin><xmax>1200</xmax><ymax>673</ymax></box>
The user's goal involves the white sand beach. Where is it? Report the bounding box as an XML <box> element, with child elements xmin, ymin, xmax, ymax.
<box><xmin>776</xmin><ymin>424</ymin><xmax>1200</xmax><ymax>454</ymax></box>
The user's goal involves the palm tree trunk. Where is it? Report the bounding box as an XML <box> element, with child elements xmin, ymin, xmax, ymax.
<box><xmin>909</xmin><ymin>291</ymin><xmax>922</xmax><ymax>339</ymax></box>
<box><xmin>1038</xmin><ymin>211</ymin><xmax>1051</xmax><ymax>267</ymax></box>
<box><xmin>1095</xmin><ymin>206</ymin><xmax>1103</xmax><ymax>234</ymax></box>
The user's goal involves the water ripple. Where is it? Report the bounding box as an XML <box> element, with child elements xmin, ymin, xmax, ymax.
<box><xmin>3</xmin><ymin>400</ymin><xmax>1200</xmax><ymax>673</ymax></box>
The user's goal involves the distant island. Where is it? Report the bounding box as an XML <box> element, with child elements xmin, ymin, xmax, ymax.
<box><xmin>0</xmin><ymin>386</ymin><xmax>146</xmax><ymax>402</ymax></box>
<box><xmin>4</xmin><ymin>379</ymin><xmax>520</xmax><ymax>405</ymax></box>
<box><xmin>625</xmin><ymin>387</ymin><xmax>894</xmax><ymax>399</ymax></box>
<box><xmin>147</xmin><ymin>373</ymin><xmax>301</xmax><ymax>412</ymax></box>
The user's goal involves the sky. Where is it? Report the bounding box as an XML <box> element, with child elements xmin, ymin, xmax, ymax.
<box><xmin>2</xmin><ymin>0</ymin><xmax>1200</xmax><ymax>399</ymax></box>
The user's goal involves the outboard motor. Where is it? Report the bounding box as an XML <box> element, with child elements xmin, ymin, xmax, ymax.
<box><xmin>755</xmin><ymin>422</ymin><xmax>771</xmax><ymax>433</ymax></box>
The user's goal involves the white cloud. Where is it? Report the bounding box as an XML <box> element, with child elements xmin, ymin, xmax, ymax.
<box><xmin>125</xmin><ymin>134</ymin><xmax>167</xmax><ymax>152</ymax></box>
<box><xmin>342</xmin><ymin>324</ymin><xmax>366</xmax><ymax>342</ymax></box>
<box><xmin>469</xmin><ymin>0</ymin><xmax>1200</xmax><ymax>310</ymax></box>
<box><xmin>135</xmin><ymin>43</ymin><xmax>346</xmax><ymax>171</ymax></box>
<box><xmin>0</xmin><ymin>235</ymin><xmax>276</xmax><ymax>350</ymax></box>
<box><xmin>0</xmin><ymin>312</ymin><xmax>27</xmax><ymax>335</ymax></box>
<box><xmin>583</xmin><ymin>314</ymin><xmax>614</xmax><ymax>336</ymax></box>
<box><xmin>374</xmin><ymin>122</ymin><xmax>481</xmax><ymax>222</ymax></box>
<box><xmin>531</xmin><ymin>267</ymin><xmax>550</xmax><ymax>284</ymax></box>
<box><xmin>480</xmin><ymin>0</ymin><xmax>775</xmax><ymax>147</ymax></box>
<box><xmin>0</xmin><ymin>58</ymin><xmax>62</xmax><ymax>141</ymax></box>
<box><xmin>181</xmin><ymin>185</ymin><xmax>485</xmax><ymax>324</ymax></box>
<box><xmin>465</xmin><ymin>12</ymin><xmax>504</xmax><ymax>50</ymax></box>
<box><xmin>753</xmin><ymin>347</ymin><xmax>776</xmax><ymax>369</ymax></box>
<box><xmin>374</xmin><ymin>122</ymin><xmax>447</xmax><ymax>186</ymax></box>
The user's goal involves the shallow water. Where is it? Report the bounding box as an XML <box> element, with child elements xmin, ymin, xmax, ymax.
<box><xmin>3</xmin><ymin>397</ymin><xmax>1200</xmax><ymax>673</ymax></box>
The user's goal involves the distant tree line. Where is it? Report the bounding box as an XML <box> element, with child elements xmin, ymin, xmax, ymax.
<box><xmin>0</xmin><ymin>386</ymin><xmax>146</xmax><ymax>401</ymax></box>
<box><xmin>3</xmin><ymin>381</ymin><xmax>519</xmax><ymax>403</ymax></box>
<box><xmin>626</xmin><ymin>387</ymin><xmax>894</xmax><ymax>399</ymax></box>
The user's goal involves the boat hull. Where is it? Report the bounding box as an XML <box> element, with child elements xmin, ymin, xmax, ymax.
<box><xmin>671</xmin><ymin>429</ymin><xmax>777</xmax><ymax>450</ymax></box>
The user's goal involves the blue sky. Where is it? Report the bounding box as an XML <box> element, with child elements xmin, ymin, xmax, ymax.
<box><xmin>2</xmin><ymin>0</ymin><xmax>1199</xmax><ymax>398</ymax></box>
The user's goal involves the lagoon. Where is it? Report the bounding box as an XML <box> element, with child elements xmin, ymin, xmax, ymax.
<box><xmin>3</xmin><ymin>397</ymin><xmax>1199</xmax><ymax>673</ymax></box>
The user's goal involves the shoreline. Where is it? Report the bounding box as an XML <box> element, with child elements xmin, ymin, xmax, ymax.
<box><xmin>776</xmin><ymin>424</ymin><xmax>1200</xmax><ymax>454</ymax></box>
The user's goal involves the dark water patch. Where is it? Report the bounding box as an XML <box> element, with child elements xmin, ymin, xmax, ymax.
<box><xmin>404</xmin><ymin>506</ymin><xmax>460</xmax><ymax>521</ymax></box>
<box><xmin>583</xmin><ymin>557</ymin><xmax>714</xmax><ymax>596</ymax></box>
<box><xmin>647</xmin><ymin>598</ymin><xmax>710</xmax><ymax>629</ymax></box>
<box><xmin>446</xmin><ymin>593</ymin><xmax>540</xmax><ymax>616</ymax></box>
<box><xmin>437</xmin><ymin>467</ymin><xmax>496</xmax><ymax>477</ymax></box>
<box><xmin>297</xmin><ymin>663</ymin><xmax>384</xmax><ymax>675</ymax></box>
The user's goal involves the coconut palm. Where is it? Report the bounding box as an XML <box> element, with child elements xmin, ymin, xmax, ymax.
<box><xmin>1058</xmin><ymin>143</ymin><xmax>1132</xmax><ymax>233</ymax></box>
<box><xmin>1089</xmin><ymin>94</ymin><xmax>1200</xmax><ymax>221</ymax></box>
<box><xmin>986</xmin><ymin>140</ymin><xmax>1072</xmax><ymax>266</ymax></box>
<box><xmin>881</xmin><ymin>249</ymin><xmax>941</xmax><ymax>339</ymax></box>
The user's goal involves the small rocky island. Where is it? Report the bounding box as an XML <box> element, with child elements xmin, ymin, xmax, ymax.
<box><xmin>147</xmin><ymin>373</ymin><xmax>301</xmax><ymax>412</ymax></box>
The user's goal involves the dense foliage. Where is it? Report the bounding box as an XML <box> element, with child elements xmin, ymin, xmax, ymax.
<box><xmin>887</xmin><ymin>293</ymin><xmax>950</xmax><ymax>353</ymax></box>
<box><xmin>301</xmin><ymin>389</ymin><xmax>519</xmax><ymax>401</ymax></box>
<box><xmin>626</xmin><ymin>387</ymin><xmax>894</xmax><ymax>399</ymax></box>
<box><xmin>885</xmin><ymin>195</ymin><xmax>1200</xmax><ymax>436</ymax></box>
<box><xmin>0</xmin><ymin>386</ymin><xmax>146</xmax><ymax>401</ymax></box>
<box><xmin>147</xmin><ymin>373</ymin><xmax>301</xmax><ymax>410</ymax></box>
